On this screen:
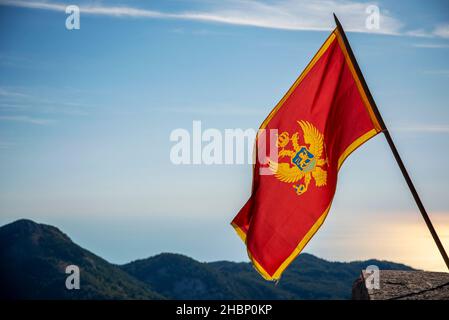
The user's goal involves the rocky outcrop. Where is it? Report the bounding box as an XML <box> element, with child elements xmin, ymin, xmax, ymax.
<box><xmin>352</xmin><ymin>270</ymin><xmax>449</xmax><ymax>300</ymax></box>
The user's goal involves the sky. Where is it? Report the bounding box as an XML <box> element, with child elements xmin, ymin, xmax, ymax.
<box><xmin>0</xmin><ymin>0</ymin><xmax>449</xmax><ymax>272</ymax></box>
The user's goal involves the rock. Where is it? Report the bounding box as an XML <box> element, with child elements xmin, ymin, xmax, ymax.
<box><xmin>352</xmin><ymin>270</ymin><xmax>449</xmax><ymax>300</ymax></box>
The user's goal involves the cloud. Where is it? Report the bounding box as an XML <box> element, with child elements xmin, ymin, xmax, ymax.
<box><xmin>2</xmin><ymin>1</ymin><xmax>449</xmax><ymax>40</ymax></box>
<box><xmin>0</xmin><ymin>0</ymin><xmax>403</xmax><ymax>35</ymax></box>
<box><xmin>392</xmin><ymin>124</ymin><xmax>449</xmax><ymax>133</ymax></box>
<box><xmin>404</xmin><ymin>29</ymin><xmax>433</xmax><ymax>38</ymax></box>
<box><xmin>0</xmin><ymin>115</ymin><xmax>54</xmax><ymax>125</ymax></box>
<box><xmin>422</xmin><ymin>70</ymin><xmax>449</xmax><ymax>77</ymax></box>
<box><xmin>0</xmin><ymin>140</ymin><xmax>15</xmax><ymax>149</ymax></box>
<box><xmin>412</xmin><ymin>43</ymin><xmax>449</xmax><ymax>49</ymax></box>
<box><xmin>154</xmin><ymin>106</ymin><xmax>267</xmax><ymax>116</ymax></box>
<box><xmin>0</xmin><ymin>87</ymin><xmax>31</xmax><ymax>99</ymax></box>
<box><xmin>0</xmin><ymin>86</ymin><xmax>91</xmax><ymax>116</ymax></box>
<box><xmin>0</xmin><ymin>54</ymin><xmax>36</xmax><ymax>69</ymax></box>
<box><xmin>6</xmin><ymin>0</ymin><xmax>449</xmax><ymax>38</ymax></box>
<box><xmin>433</xmin><ymin>24</ymin><xmax>449</xmax><ymax>39</ymax></box>
<box><xmin>405</xmin><ymin>24</ymin><xmax>449</xmax><ymax>39</ymax></box>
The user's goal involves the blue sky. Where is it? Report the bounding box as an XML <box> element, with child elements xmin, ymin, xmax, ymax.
<box><xmin>0</xmin><ymin>0</ymin><xmax>449</xmax><ymax>271</ymax></box>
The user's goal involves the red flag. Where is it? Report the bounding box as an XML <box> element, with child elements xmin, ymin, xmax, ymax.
<box><xmin>231</xmin><ymin>28</ymin><xmax>383</xmax><ymax>280</ymax></box>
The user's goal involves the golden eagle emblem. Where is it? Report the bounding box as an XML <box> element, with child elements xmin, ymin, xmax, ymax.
<box><xmin>269</xmin><ymin>121</ymin><xmax>328</xmax><ymax>195</ymax></box>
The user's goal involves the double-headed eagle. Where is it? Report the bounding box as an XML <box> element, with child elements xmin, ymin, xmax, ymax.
<box><xmin>269</xmin><ymin>121</ymin><xmax>328</xmax><ymax>195</ymax></box>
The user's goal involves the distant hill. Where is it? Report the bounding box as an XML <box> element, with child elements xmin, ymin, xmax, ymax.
<box><xmin>0</xmin><ymin>219</ymin><xmax>414</xmax><ymax>299</ymax></box>
<box><xmin>0</xmin><ymin>219</ymin><xmax>162</xmax><ymax>299</ymax></box>
<box><xmin>122</xmin><ymin>253</ymin><xmax>295</xmax><ymax>299</ymax></box>
<box><xmin>124</xmin><ymin>253</ymin><xmax>413</xmax><ymax>299</ymax></box>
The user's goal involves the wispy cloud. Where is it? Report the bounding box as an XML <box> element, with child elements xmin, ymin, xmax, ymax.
<box><xmin>405</xmin><ymin>29</ymin><xmax>433</xmax><ymax>38</ymax></box>
<box><xmin>0</xmin><ymin>86</ymin><xmax>91</xmax><ymax>116</ymax></box>
<box><xmin>0</xmin><ymin>87</ymin><xmax>31</xmax><ymax>99</ymax></box>
<box><xmin>0</xmin><ymin>115</ymin><xmax>54</xmax><ymax>125</ymax></box>
<box><xmin>153</xmin><ymin>106</ymin><xmax>267</xmax><ymax>116</ymax></box>
<box><xmin>170</xmin><ymin>27</ymin><xmax>234</xmax><ymax>37</ymax></box>
<box><xmin>433</xmin><ymin>24</ymin><xmax>449</xmax><ymax>39</ymax></box>
<box><xmin>405</xmin><ymin>24</ymin><xmax>449</xmax><ymax>39</ymax></box>
<box><xmin>392</xmin><ymin>124</ymin><xmax>449</xmax><ymax>133</ymax></box>
<box><xmin>412</xmin><ymin>43</ymin><xmax>449</xmax><ymax>49</ymax></box>
<box><xmin>0</xmin><ymin>0</ymin><xmax>403</xmax><ymax>35</ymax></box>
<box><xmin>0</xmin><ymin>140</ymin><xmax>15</xmax><ymax>149</ymax></box>
<box><xmin>1</xmin><ymin>0</ymin><xmax>449</xmax><ymax>40</ymax></box>
<box><xmin>0</xmin><ymin>103</ymin><xmax>27</xmax><ymax>110</ymax></box>
<box><xmin>422</xmin><ymin>70</ymin><xmax>449</xmax><ymax>77</ymax></box>
<box><xmin>0</xmin><ymin>54</ymin><xmax>38</xmax><ymax>69</ymax></box>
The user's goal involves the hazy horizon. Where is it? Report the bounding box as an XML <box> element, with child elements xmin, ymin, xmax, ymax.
<box><xmin>1</xmin><ymin>210</ymin><xmax>448</xmax><ymax>272</ymax></box>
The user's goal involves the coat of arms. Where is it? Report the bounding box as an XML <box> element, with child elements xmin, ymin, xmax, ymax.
<box><xmin>269</xmin><ymin>121</ymin><xmax>328</xmax><ymax>195</ymax></box>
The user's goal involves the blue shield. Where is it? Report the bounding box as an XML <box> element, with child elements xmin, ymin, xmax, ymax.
<box><xmin>292</xmin><ymin>147</ymin><xmax>316</xmax><ymax>172</ymax></box>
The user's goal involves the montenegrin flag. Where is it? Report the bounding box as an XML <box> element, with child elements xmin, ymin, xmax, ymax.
<box><xmin>231</xmin><ymin>26</ymin><xmax>385</xmax><ymax>281</ymax></box>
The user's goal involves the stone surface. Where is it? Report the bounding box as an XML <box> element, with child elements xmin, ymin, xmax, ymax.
<box><xmin>352</xmin><ymin>270</ymin><xmax>449</xmax><ymax>300</ymax></box>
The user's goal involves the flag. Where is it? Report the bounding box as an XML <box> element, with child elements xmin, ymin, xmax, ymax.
<box><xmin>231</xmin><ymin>27</ymin><xmax>384</xmax><ymax>281</ymax></box>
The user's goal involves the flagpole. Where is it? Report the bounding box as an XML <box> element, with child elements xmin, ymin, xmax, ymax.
<box><xmin>333</xmin><ymin>13</ymin><xmax>449</xmax><ymax>271</ymax></box>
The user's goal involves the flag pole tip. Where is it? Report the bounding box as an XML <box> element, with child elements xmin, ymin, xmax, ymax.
<box><xmin>333</xmin><ymin>13</ymin><xmax>341</xmax><ymax>27</ymax></box>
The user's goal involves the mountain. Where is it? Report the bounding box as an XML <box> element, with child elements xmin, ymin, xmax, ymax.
<box><xmin>124</xmin><ymin>253</ymin><xmax>413</xmax><ymax>300</ymax></box>
<box><xmin>0</xmin><ymin>219</ymin><xmax>162</xmax><ymax>299</ymax></box>
<box><xmin>122</xmin><ymin>253</ymin><xmax>295</xmax><ymax>299</ymax></box>
<box><xmin>0</xmin><ymin>219</ymin><xmax>414</xmax><ymax>299</ymax></box>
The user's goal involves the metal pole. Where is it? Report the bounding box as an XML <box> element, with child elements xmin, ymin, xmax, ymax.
<box><xmin>334</xmin><ymin>13</ymin><xmax>449</xmax><ymax>270</ymax></box>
